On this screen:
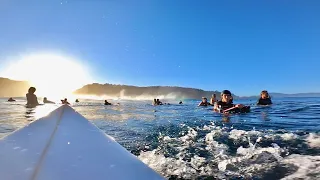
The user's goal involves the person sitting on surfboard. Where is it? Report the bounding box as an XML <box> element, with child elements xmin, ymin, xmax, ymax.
<box><xmin>156</xmin><ymin>99</ymin><xmax>163</xmax><ymax>105</ymax></box>
<box><xmin>214</xmin><ymin>90</ymin><xmax>247</xmax><ymax>113</ymax></box>
<box><xmin>43</xmin><ymin>97</ymin><xmax>55</xmax><ymax>104</ymax></box>
<box><xmin>257</xmin><ymin>90</ymin><xmax>272</xmax><ymax>105</ymax></box>
<box><xmin>7</xmin><ymin>97</ymin><xmax>16</xmax><ymax>102</ymax></box>
<box><xmin>61</xmin><ymin>98</ymin><xmax>70</xmax><ymax>105</ymax></box>
<box><xmin>26</xmin><ymin>87</ymin><xmax>39</xmax><ymax>107</ymax></box>
<box><xmin>104</xmin><ymin>100</ymin><xmax>112</xmax><ymax>105</ymax></box>
<box><xmin>198</xmin><ymin>97</ymin><xmax>210</xmax><ymax>106</ymax></box>
<box><xmin>152</xmin><ymin>99</ymin><xmax>157</xmax><ymax>106</ymax></box>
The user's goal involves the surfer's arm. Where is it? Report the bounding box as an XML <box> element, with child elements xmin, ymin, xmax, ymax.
<box><xmin>213</xmin><ymin>102</ymin><xmax>220</xmax><ymax>112</ymax></box>
<box><xmin>235</xmin><ymin>104</ymin><xmax>244</xmax><ymax>108</ymax></box>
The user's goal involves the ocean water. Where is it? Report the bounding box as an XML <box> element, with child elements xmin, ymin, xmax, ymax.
<box><xmin>0</xmin><ymin>97</ymin><xmax>320</xmax><ymax>179</ymax></box>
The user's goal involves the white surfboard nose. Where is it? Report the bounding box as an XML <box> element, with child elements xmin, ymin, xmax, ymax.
<box><xmin>0</xmin><ymin>105</ymin><xmax>164</xmax><ymax>180</ymax></box>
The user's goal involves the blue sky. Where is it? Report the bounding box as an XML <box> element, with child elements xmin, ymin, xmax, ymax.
<box><xmin>0</xmin><ymin>0</ymin><xmax>319</xmax><ymax>96</ymax></box>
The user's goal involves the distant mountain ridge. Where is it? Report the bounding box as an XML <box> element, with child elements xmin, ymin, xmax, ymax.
<box><xmin>0</xmin><ymin>77</ymin><xmax>30</xmax><ymax>97</ymax></box>
<box><xmin>74</xmin><ymin>83</ymin><xmax>224</xmax><ymax>100</ymax></box>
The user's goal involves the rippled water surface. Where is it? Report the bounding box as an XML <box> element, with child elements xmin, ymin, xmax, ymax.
<box><xmin>1</xmin><ymin>97</ymin><xmax>320</xmax><ymax>179</ymax></box>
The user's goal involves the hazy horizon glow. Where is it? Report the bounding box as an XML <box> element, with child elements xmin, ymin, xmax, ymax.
<box><xmin>0</xmin><ymin>53</ymin><xmax>92</xmax><ymax>99</ymax></box>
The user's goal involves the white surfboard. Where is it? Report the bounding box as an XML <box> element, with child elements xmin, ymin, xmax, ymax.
<box><xmin>0</xmin><ymin>105</ymin><xmax>164</xmax><ymax>180</ymax></box>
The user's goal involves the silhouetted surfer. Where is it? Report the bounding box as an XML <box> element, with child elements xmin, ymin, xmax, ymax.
<box><xmin>61</xmin><ymin>98</ymin><xmax>70</xmax><ymax>105</ymax></box>
<box><xmin>26</xmin><ymin>87</ymin><xmax>39</xmax><ymax>107</ymax></box>
<box><xmin>43</xmin><ymin>97</ymin><xmax>55</xmax><ymax>104</ymax></box>
<box><xmin>7</xmin><ymin>97</ymin><xmax>16</xmax><ymax>102</ymax></box>
<box><xmin>104</xmin><ymin>100</ymin><xmax>112</xmax><ymax>105</ymax></box>
<box><xmin>156</xmin><ymin>99</ymin><xmax>163</xmax><ymax>105</ymax></box>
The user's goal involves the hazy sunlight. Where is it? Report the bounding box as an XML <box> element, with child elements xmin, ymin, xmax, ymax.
<box><xmin>1</xmin><ymin>53</ymin><xmax>92</xmax><ymax>100</ymax></box>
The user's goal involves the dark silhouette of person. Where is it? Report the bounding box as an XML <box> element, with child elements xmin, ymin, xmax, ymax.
<box><xmin>26</xmin><ymin>87</ymin><xmax>39</xmax><ymax>107</ymax></box>
<box><xmin>7</xmin><ymin>97</ymin><xmax>16</xmax><ymax>102</ymax></box>
<box><xmin>61</xmin><ymin>98</ymin><xmax>70</xmax><ymax>105</ymax></box>
<box><xmin>43</xmin><ymin>97</ymin><xmax>55</xmax><ymax>104</ymax></box>
<box><xmin>104</xmin><ymin>100</ymin><xmax>112</xmax><ymax>105</ymax></box>
<box><xmin>156</xmin><ymin>99</ymin><xmax>163</xmax><ymax>105</ymax></box>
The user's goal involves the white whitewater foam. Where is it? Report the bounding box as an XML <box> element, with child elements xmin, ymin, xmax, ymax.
<box><xmin>279</xmin><ymin>133</ymin><xmax>298</xmax><ymax>141</ymax></box>
<box><xmin>139</xmin><ymin>149</ymin><xmax>208</xmax><ymax>179</ymax></box>
<box><xmin>179</xmin><ymin>127</ymin><xmax>197</xmax><ymax>143</ymax></box>
<box><xmin>305</xmin><ymin>133</ymin><xmax>320</xmax><ymax>148</ymax></box>
<box><xmin>228</xmin><ymin>129</ymin><xmax>262</xmax><ymax>142</ymax></box>
<box><xmin>140</xmin><ymin>125</ymin><xmax>318</xmax><ymax>179</ymax></box>
<box><xmin>281</xmin><ymin>154</ymin><xmax>320</xmax><ymax>180</ymax></box>
<box><xmin>218</xmin><ymin>142</ymin><xmax>284</xmax><ymax>172</ymax></box>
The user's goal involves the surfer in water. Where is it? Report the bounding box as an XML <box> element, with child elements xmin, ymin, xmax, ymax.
<box><xmin>156</xmin><ymin>99</ymin><xmax>163</xmax><ymax>105</ymax></box>
<box><xmin>257</xmin><ymin>90</ymin><xmax>272</xmax><ymax>105</ymax></box>
<box><xmin>26</xmin><ymin>87</ymin><xmax>39</xmax><ymax>107</ymax></box>
<box><xmin>210</xmin><ymin>94</ymin><xmax>217</xmax><ymax>105</ymax></box>
<box><xmin>214</xmin><ymin>90</ymin><xmax>248</xmax><ymax>113</ymax></box>
<box><xmin>198</xmin><ymin>97</ymin><xmax>210</xmax><ymax>106</ymax></box>
<box><xmin>43</xmin><ymin>97</ymin><xmax>55</xmax><ymax>104</ymax></box>
<box><xmin>61</xmin><ymin>98</ymin><xmax>70</xmax><ymax>105</ymax></box>
<box><xmin>104</xmin><ymin>100</ymin><xmax>112</xmax><ymax>105</ymax></box>
<box><xmin>153</xmin><ymin>99</ymin><xmax>157</xmax><ymax>106</ymax></box>
<box><xmin>7</xmin><ymin>97</ymin><xmax>16</xmax><ymax>102</ymax></box>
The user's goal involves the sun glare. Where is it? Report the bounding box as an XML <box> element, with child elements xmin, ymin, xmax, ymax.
<box><xmin>1</xmin><ymin>53</ymin><xmax>92</xmax><ymax>100</ymax></box>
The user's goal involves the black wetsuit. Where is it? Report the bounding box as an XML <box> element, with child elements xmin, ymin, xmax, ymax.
<box><xmin>216</xmin><ymin>101</ymin><xmax>250</xmax><ymax>113</ymax></box>
<box><xmin>216</xmin><ymin>101</ymin><xmax>234</xmax><ymax>111</ymax></box>
<box><xmin>257</xmin><ymin>98</ymin><xmax>272</xmax><ymax>105</ymax></box>
<box><xmin>199</xmin><ymin>102</ymin><xmax>210</xmax><ymax>106</ymax></box>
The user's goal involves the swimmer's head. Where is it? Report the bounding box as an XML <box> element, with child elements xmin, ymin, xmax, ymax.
<box><xmin>202</xmin><ymin>97</ymin><xmax>207</xmax><ymax>102</ymax></box>
<box><xmin>260</xmin><ymin>90</ymin><xmax>270</xmax><ymax>99</ymax></box>
<box><xmin>221</xmin><ymin>90</ymin><xmax>232</xmax><ymax>103</ymax></box>
<box><xmin>28</xmin><ymin>87</ymin><xmax>36</xmax><ymax>94</ymax></box>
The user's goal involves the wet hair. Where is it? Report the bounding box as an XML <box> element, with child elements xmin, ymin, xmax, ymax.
<box><xmin>28</xmin><ymin>87</ymin><xmax>36</xmax><ymax>94</ymax></box>
<box><xmin>260</xmin><ymin>90</ymin><xmax>270</xmax><ymax>99</ymax></box>
<box><xmin>221</xmin><ymin>90</ymin><xmax>231</xmax><ymax>96</ymax></box>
